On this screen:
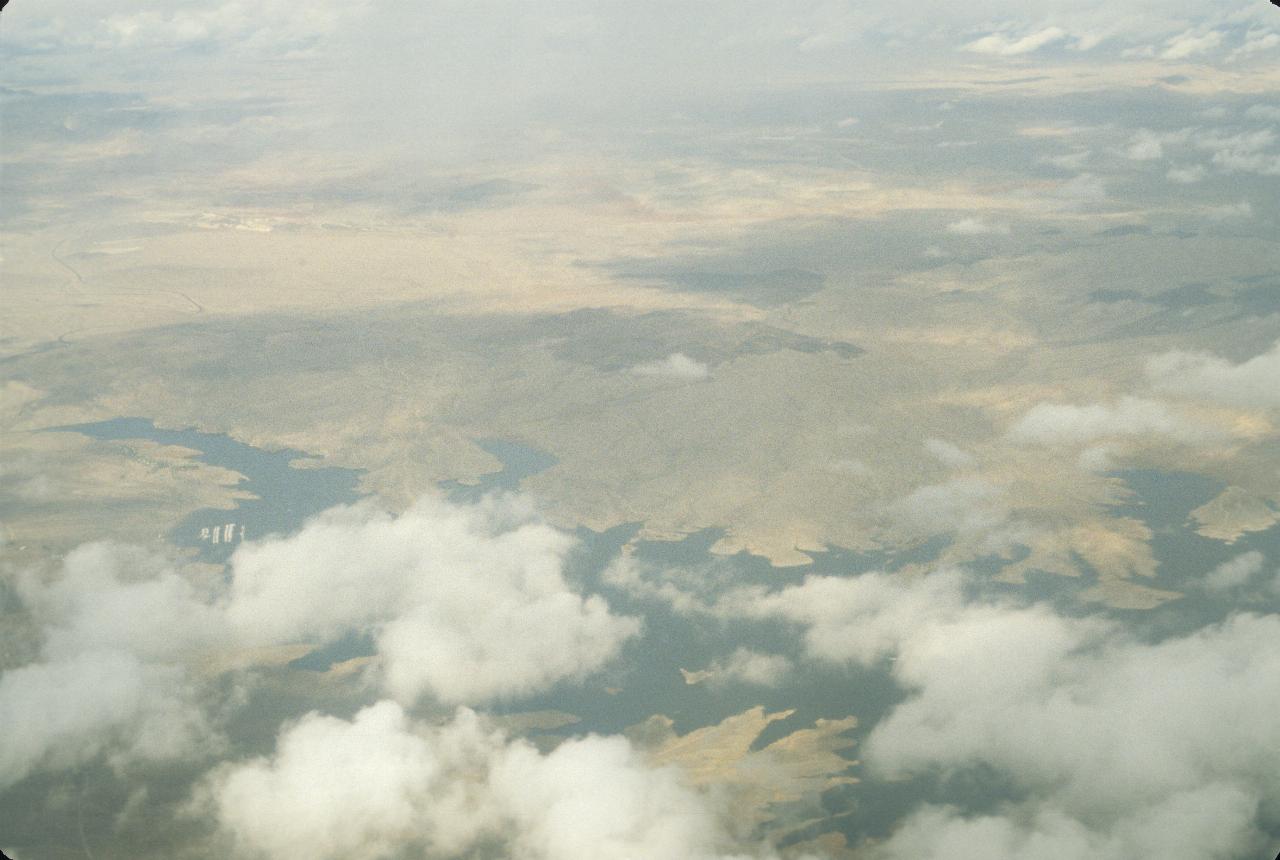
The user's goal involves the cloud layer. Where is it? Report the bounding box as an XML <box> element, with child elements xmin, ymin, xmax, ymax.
<box><xmin>1148</xmin><ymin>341</ymin><xmax>1280</xmax><ymax>409</ymax></box>
<box><xmin>228</xmin><ymin>495</ymin><xmax>640</xmax><ymax>704</ymax></box>
<box><xmin>0</xmin><ymin>494</ymin><xmax>640</xmax><ymax>792</ymax></box>
<box><xmin>1</xmin><ymin>543</ymin><xmax>224</xmax><ymax>790</ymax></box>
<box><xmin>207</xmin><ymin>700</ymin><xmax>766</xmax><ymax>860</ymax></box>
<box><xmin>4</xmin><ymin>487</ymin><xmax>1280</xmax><ymax>857</ymax></box>
<box><xmin>723</xmin><ymin>568</ymin><xmax>1280</xmax><ymax>859</ymax></box>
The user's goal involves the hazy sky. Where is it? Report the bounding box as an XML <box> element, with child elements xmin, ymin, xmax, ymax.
<box><xmin>3</xmin><ymin>2</ymin><xmax>1280</xmax><ymax>858</ymax></box>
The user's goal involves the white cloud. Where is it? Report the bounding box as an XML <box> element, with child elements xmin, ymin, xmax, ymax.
<box><xmin>227</xmin><ymin>495</ymin><xmax>641</xmax><ymax>705</ymax></box>
<box><xmin>208</xmin><ymin>700</ymin><xmax>761</xmax><ymax>860</ymax></box>
<box><xmin>732</xmin><ymin>569</ymin><xmax>1280</xmax><ymax>858</ymax></box>
<box><xmin>1155</xmin><ymin>121</ymin><xmax>1280</xmax><ymax>179</ymax></box>
<box><xmin>862</xmin><ymin>610</ymin><xmax>1280</xmax><ymax>855</ymax></box>
<box><xmin>1160</xmin><ymin>29</ymin><xmax>1224</xmax><ymax>60</ymax></box>
<box><xmin>0</xmin><ymin>494</ymin><xmax>641</xmax><ymax>790</ymax></box>
<box><xmin>965</xmin><ymin>27</ymin><xmax>1067</xmax><ymax>56</ymax></box>
<box><xmin>923</xmin><ymin>438</ymin><xmax>977</xmax><ymax>469</ymax></box>
<box><xmin>1244</xmin><ymin>103</ymin><xmax>1280</xmax><ymax>121</ymax></box>
<box><xmin>945</xmin><ymin>217</ymin><xmax>1010</xmax><ymax>236</ymax></box>
<box><xmin>6</xmin><ymin>0</ymin><xmax>362</xmax><ymax>54</ymax></box>
<box><xmin>0</xmin><ymin>542</ymin><xmax>225</xmax><ymax>790</ymax></box>
<box><xmin>1124</xmin><ymin>128</ymin><xmax>1194</xmax><ymax>163</ymax></box>
<box><xmin>631</xmin><ymin>353</ymin><xmax>711</xmax><ymax>381</ymax></box>
<box><xmin>211</xmin><ymin>701</ymin><xmax>462</xmax><ymax>860</ymax></box>
<box><xmin>1197</xmin><ymin>128</ymin><xmax>1280</xmax><ymax>175</ymax></box>
<box><xmin>1146</xmin><ymin>341</ymin><xmax>1280</xmax><ymax>408</ymax></box>
<box><xmin>0</xmin><ymin>652</ymin><xmax>213</xmax><ymax>791</ymax></box>
<box><xmin>1077</xmin><ymin>443</ymin><xmax>1120</xmax><ymax>473</ymax></box>
<box><xmin>1041</xmin><ymin>150</ymin><xmax>1091</xmax><ymax>170</ymax></box>
<box><xmin>1202</xmin><ymin>551</ymin><xmax>1267</xmax><ymax>592</ymax></box>
<box><xmin>1008</xmin><ymin>396</ymin><xmax>1221</xmax><ymax>445</ymax></box>
<box><xmin>1205</xmin><ymin>200</ymin><xmax>1252</xmax><ymax>220</ymax></box>
<box><xmin>830</xmin><ymin>458</ymin><xmax>871</xmax><ymax>476</ymax></box>
<box><xmin>22</xmin><ymin>541</ymin><xmax>227</xmax><ymax>661</ymax></box>
<box><xmin>686</xmin><ymin>648</ymin><xmax>793</xmax><ymax>688</ymax></box>
<box><xmin>1228</xmin><ymin>29</ymin><xmax>1280</xmax><ymax>62</ymax></box>
<box><xmin>1052</xmin><ymin>173</ymin><xmax>1107</xmax><ymax>207</ymax></box>
<box><xmin>869</xmin><ymin>785</ymin><xmax>1260</xmax><ymax>860</ymax></box>
<box><xmin>1125</xmin><ymin>130</ymin><xmax>1166</xmax><ymax>161</ymax></box>
<box><xmin>602</xmin><ymin>552</ymin><xmax>758</xmax><ymax>618</ymax></box>
<box><xmin>1166</xmin><ymin>164</ymin><xmax>1206</xmax><ymax>183</ymax></box>
<box><xmin>1071</xmin><ymin>31</ymin><xmax>1106</xmax><ymax>51</ymax></box>
<box><xmin>492</xmin><ymin>731</ymin><xmax>744</xmax><ymax>860</ymax></box>
<box><xmin>889</xmin><ymin>478</ymin><xmax>1010</xmax><ymax>538</ymax></box>
<box><xmin>724</xmin><ymin>569</ymin><xmax>971</xmax><ymax>666</ymax></box>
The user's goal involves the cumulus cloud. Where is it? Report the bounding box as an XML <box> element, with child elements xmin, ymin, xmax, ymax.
<box><xmin>227</xmin><ymin>495</ymin><xmax>640</xmax><ymax>705</ymax></box>
<box><xmin>863</xmin><ymin>610</ymin><xmax>1280</xmax><ymax>856</ymax></box>
<box><xmin>1146</xmin><ymin>341</ymin><xmax>1280</xmax><ymax>408</ymax></box>
<box><xmin>830</xmin><ymin>457</ymin><xmax>871</xmax><ymax>476</ymax></box>
<box><xmin>0</xmin><ymin>543</ymin><xmax>224</xmax><ymax>790</ymax></box>
<box><xmin>210</xmin><ymin>701</ymin><xmax>459</xmax><ymax>860</ymax></box>
<box><xmin>1229</xmin><ymin>30</ymin><xmax>1280</xmax><ymax>61</ymax></box>
<box><xmin>1052</xmin><ymin>173</ymin><xmax>1107</xmax><ymax>207</ymax></box>
<box><xmin>207</xmin><ymin>700</ymin><xmax>762</xmax><ymax>860</ymax></box>
<box><xmin>0</xmin><ymin>652</ymin><xmax>214</xmax><ymax>791</ymax></box>
<box><xmin>1205</xmin><ymin>200</ymin><xmax>1253</xmax><ymax>220</ymax></box>
<box><xmin>1116</xmin><ymin>127</ymin><xmax>1270</xmax><ymax>184</ymax></box>
<box><xmin>1245</xmin><ymin>103</ymin><xmax>1280</xmax><ymax>121</ymax></box>
<box><xmin>944</xmin><ymin>217</ymin><xmax>1011</xmax><ymax>236</ymax></box>
<box><xmin>492</xmin><ymin>730</ymin><xmax>744</xmax><ymax>860</ymax></box>
<box><xmin>5</xmin><ymin>0</ymin><xmax>363</xmax><ymax>54</ymax></box>
<box><xmin>683</xmin><ymin>648</ymin><xmax>793</xmax><ymax>688</ymax></box>
<box><xmin>1160</xmin><ymin>28</ymin><xmax>1224</xmax><ymax>59</ymax></box>
<box><xmin>889</xmin><ymin>478</ymin><xmax>1010</xmax><ymax>538</ymax></box>
<box><xmin>1008</xmin><ymin>396</ymin><xmax>1222</xmax><ymax>445</ymax></box>
<box><xmin>964</xmin><ymin>26</ymin><xmax>1068</xmax><ymax>56</ymax></box>
<box><xmin>1197</xmin><ymin>128</ymin><xmax>1280</xmax><ymax>175</ymax></box>
<box><xmin>0</xmin><ymin>494</ymin><xmax>640</xmax><ymax>791</ymax></box>
<box><xmin>728</xmin><ymin>568</ymin><xmax>1280</xmax><ymax>858</ymax></box>
<box><xmin>1166</xmin><ymin>164</ymin><xmax>1206</xmax><ymax>183</ymax></box>
<box><xmin>1125</xmin><ymin>129</ymin><xmax>1172</xmax><ymax>161</ymax></box>
<box><xmin>631</xmin><ymin>353</ymin><xmax>711</xmax><ymax>380</ymax></box>
<box><xmin>1202</xmin><ymin>551</ymin><xmax>1267</xmax><ymax>592</ymax></box>
<box><xmin>22</xmin><ymin>542</ymin><xmax>227</xmax><ymax>661</ymax></box>
<box><xmin>923</xmin><ymin>438</ymin><xmax>976</xmax><ymax>469</ymax></box>
<box><xmin>720</xmin><ymin>569</ymin><xmax>970</xmax><ymax>665</ymax></box>
<box><xmin>869</xmin><ymin>785</ymin><xmax>1260</xmax><ymax>860</ymax></box>
<box><xmin>1126</xmin><ymin>126</ymin><xmax>1203</xmax><ymax>167</ymax></box>
<box><xmin>1042</xmin><ymin>149</ymin><xmax>1091</xmax><ymax>170</ymax></box>
<box><xmin>226</xmin><ymin>497</ymin><xmax>563</xmax><ymax>646</ymax></box>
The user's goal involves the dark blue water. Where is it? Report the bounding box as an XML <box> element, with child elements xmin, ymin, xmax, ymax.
<box><xmin>50</xmin><ymin>417</ymin><xmax>364</xmax><ymax>562</ymax></box>
<box><xmin>1105</xmin><ymin>469</ymin><xmax>1280</xmax><ymax>637</ymax></box>
<box><xmin>439</xmin><ymin>437</ymin><xmax>558</xmax><ymax>502</ymax></box>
